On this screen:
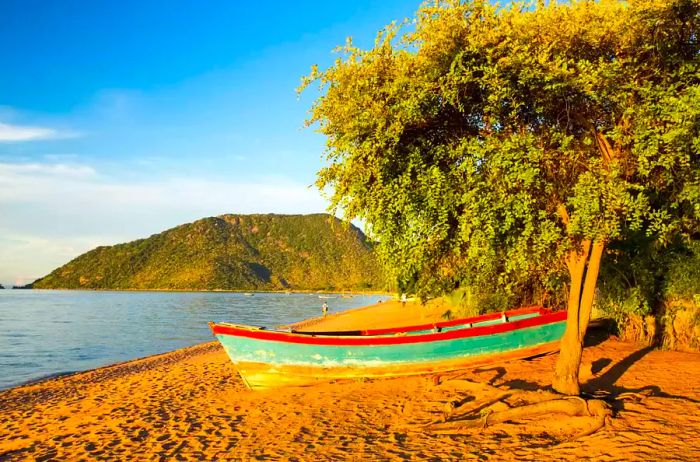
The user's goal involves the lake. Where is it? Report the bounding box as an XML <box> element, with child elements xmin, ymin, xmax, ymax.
<box><xmin>0</xmin><ymin>290</ymin><xmax>387</xmax><ymax>390</ymax></box>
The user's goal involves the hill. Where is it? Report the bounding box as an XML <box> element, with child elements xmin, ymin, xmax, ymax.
<box><xmin>30</xmin><ymin>214</ymin><xmax>385</xmax><ymax>291</ymax></box>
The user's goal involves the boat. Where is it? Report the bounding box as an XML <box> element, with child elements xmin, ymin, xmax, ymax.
<box><xmin>318</xmin><ymin>295</ymin><xmax>336</xmax><ymax>299</ymax></box>
<box><xmin>209</xmin><ymin>306</ymin><xmax>567</xmax><ymax>390</ymax></box>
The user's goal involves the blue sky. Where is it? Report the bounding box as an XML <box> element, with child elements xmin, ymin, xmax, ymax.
<box><xmin>0</xmin><ymin>0</ymin><xmax>421</xmax><ymax>286</ymax></box>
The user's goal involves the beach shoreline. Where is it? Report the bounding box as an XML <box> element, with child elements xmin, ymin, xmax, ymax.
<box><xmin>2</xmin><ymin>303</ymin><xmax>699</xmax><ymax>460</ymax></box>
<box><xmin>3</xmin><ymin>341</ymin><xmax>221</xmax><ymax>393</ymax></box>
<box><xmin>0</xmin><ymin>292</ymin><xmax>395</xmax><ymax>392</ymax></box>
<box><xmin>3</xmin><ymin>299</ymin><xmax>422</xmax><ymax>392</ymax></box>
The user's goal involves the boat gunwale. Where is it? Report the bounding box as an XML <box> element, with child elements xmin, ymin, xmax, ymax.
<box><xmin>210</xmin><ymin>309</ymin><xmax>567</xmax><ymax>347</ymax></box>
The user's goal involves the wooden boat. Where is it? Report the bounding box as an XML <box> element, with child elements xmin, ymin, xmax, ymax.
<box><xmin>210</xmin><ymin>306</ymin><xmax>566</xmax><ymax>390</ymax></box>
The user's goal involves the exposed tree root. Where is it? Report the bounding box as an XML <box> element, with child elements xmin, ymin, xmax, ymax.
<box><xmin>563</xmin><ymin>414</ymin><xmax>611</xmax><ymax>443</ymax></box>
<box><xmin>426</xmin><ymin>397</ymin><xmax>612</xmax><ymax>435</ymax></box>
<box><xmin>420</xmin><ymin>370</ymin><xmax>656</xmax><ymax>443</ymax></box>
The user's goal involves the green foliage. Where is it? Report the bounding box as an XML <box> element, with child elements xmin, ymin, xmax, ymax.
<box><xmin>665</xmin><ymin>240</ymin><xmax>700</xmax><ymax>302</ymax></box>
<box><xmin>31</xmin><ymin>214</ymin><xmax>386</xmax><ymax>291</ymax></box>
<box><xmin>597</xmin><ymin>235</ymin><xmax>661</xmax><ymax>321</ymax></box>
<box><xmin>597</xmin><ymin>237</ymin><xmax>700</xmax><ymax>328</ymax></box>
<box><xmin>301</xmin><ymin>0</ymin><xmax>700</xmax><ymax>302</ymax></box>
<box><xmin>444</xmin><ymin>286</ymin><xmax>512</xmax><ymax>317</ymax></box>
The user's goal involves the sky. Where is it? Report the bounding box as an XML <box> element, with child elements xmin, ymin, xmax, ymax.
<box><xmin>0</xmin><ymin>0</ymin><xmax>421</xmax><ymax>286</ymax></box>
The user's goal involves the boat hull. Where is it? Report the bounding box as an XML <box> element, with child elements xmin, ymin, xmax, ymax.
<box><xmin>212</xmin><ymin>311</ymin><xmax>567</xmax><ymax>390</ymax></box>
<box><xmin>229</xmin><ymin>341</ymin><xmax>561</xmax><ymax>389</ymax></box>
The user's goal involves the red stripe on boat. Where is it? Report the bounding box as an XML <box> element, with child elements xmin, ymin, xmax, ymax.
<box><xmin>211</xmin><ymin>310</ymin><xmax>567</xmax><ymax>346</ymax></box>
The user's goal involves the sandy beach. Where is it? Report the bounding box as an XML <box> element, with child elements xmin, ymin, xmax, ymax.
<box><xmin>1</xmin><ymin>301</ymin><xmax>699</xmax><ymax>461</ymax></box>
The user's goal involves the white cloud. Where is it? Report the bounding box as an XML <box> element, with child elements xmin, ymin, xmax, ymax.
<box><xmin>0</xmin><ymin>122</ymin><xmax>81</xmax><ymax>142</ymax></box>
<box><xmin>0</xmin><ymin>161</ymin><xmax>329</xmax><ymax>284</ymax></box>
<box><xmin>43</xmin><ymin>153</ymin><xmax>81</xmax><ymax>162</ymax></box>
<box><xmin>0</xmin><ymin>162</ymin><xmax>97</xmax><ymax>184</ymax></box>
<box><xmin>0</xmin><ymin>161</ymin><xmax>323</xmax><ymax>210</ymax></box>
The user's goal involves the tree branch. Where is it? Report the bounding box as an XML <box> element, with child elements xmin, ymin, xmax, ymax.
<box><xmin>594</xmin><ymin>131</ymin><xmax>616</xmax><ymax>167</ymax></box>
<box><xmin>557</xmin><ymin>204</ymin><xmax>570</xmax><ymax>229</ymax></box>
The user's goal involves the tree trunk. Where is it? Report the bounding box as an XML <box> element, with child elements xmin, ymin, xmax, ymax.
<box><xmin>552</xmin><ymin>240</ymin><xmax>605</xmax><ymax>396</ymax></box>
<box><xmin>578</xmin><ymin>242</ymin><xmax>605</xmax><ymax>339</ymax></box>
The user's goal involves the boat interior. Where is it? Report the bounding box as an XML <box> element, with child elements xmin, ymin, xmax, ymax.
<box><xmin>213</xmin><ymin>307</ymin><xmax>554</xmax><ymax>338</ymax></box>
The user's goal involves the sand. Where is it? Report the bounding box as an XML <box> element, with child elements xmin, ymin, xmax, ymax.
<box><xmin>1</xmin><ymin>301</ymin><xmax>699</xmax><ymax>461</ymax></box>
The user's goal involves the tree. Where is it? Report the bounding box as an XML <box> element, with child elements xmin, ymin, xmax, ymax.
<box><xmin>301</xmin><ymin>0</ymin><xmax>700</xmax><ymax>397</ymax></box>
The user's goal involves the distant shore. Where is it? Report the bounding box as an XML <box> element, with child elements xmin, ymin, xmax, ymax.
<box><xmin>1</xmin><ymin>299</ymin><xmax>698</xmax><ymax>460</ymax></box>
<box><xmin>6</xmin><ymin>287</ymin><xmax>394</xmax><ymax>296</ymax></box>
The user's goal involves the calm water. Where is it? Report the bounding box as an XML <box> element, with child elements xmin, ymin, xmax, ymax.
<box><xmin>0</xmin><ymin>290</ymin><xmax>386</xmax><ymax>390</ymax></box>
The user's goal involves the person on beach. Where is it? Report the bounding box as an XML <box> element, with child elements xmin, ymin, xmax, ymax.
<box><xmin>322</xmin><ymin>302</ymin><xmax>329</xmax><ymax>317</ymax></box>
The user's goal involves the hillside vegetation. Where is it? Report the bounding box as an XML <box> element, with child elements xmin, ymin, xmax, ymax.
<box><xmin>31</xmin><ymin>214</ymin><xmax>385</xmax><ymax>291</ymax></box>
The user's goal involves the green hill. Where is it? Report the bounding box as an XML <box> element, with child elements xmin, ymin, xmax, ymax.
<box><xmin>30</xmin><ymin>214</ymin><xmax>385</xmax><ymax>291</ymax></box>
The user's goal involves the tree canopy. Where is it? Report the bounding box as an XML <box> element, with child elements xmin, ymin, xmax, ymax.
<box><xmin>302</xmin><ymin>0</ymin><xmax>700</xmax><ymax>394</ymax></box>
<box><xmin>303</xmin><ymin>0</ymin><xmax>699</xmax><ymax>299</ymax></box>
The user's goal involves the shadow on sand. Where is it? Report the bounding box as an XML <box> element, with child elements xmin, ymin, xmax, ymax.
<box><xmin>583</xmin><ymin>345</ymin><xmax>700</xmax><ymax>405</ymax></box>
